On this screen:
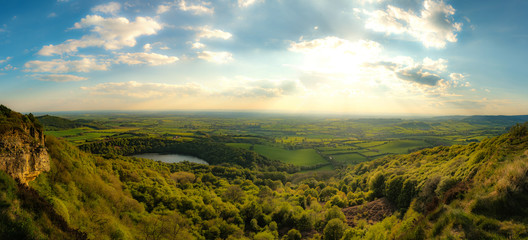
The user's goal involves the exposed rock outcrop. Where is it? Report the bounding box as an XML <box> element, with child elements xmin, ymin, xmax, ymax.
<box><xmin>0</xmin><ymin>105</ymin><xmax>50</xmax><ymax>184</ymax></box>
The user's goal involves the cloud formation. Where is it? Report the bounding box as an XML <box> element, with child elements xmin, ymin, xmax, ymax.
<box><xmin>81</xmin><ymin>81</ymin><xmax>205</xmax><ymax>98</ymax></box>
<box><xmin>186</xmin><ymin>26</ymin><xmax>232</xmax><ymax>40</ymax></box>
<box><xmin>92</xmin><ymin>2</ymin><xmax>121</xmax><ymax>15</ymax></box>
<box><xmin>116</xmin><ymin>52</ymin><xmax>179</xmax><ymax>66</ymax></box>
<box><xmin>191</xmin><ymin>42</ymin><xmax>206</xmax><ymax>49</ymax></box>
<box><xmin>223</xmin><ymin>78</ymin><xmax>300</xmax><ymax>98</ymax></box>
<box><xmin>156</xmin><ymin>0</ymin><xmax>213</xmax><ymax>15</ymax></box>
<box><xmin>364</xmin><ymin>0</ymin><xmax>462</xmax><ymax>48</ymax></box>
<box><xmin>38</xmin><ymin>15</ymin><xmax>162</xmax><ymax>55</ymax></box>
<box><xmin>179</xmin><ymin>0</ymin><xmax>214</xmax><ymax>15</ymax></box>
<box><xmin>289</xmin><ymin>36</ymin><xmax>382</xmax><ymax>74</ymax></box>
<box><xmin>368</xmin><ymin>57</ymin><xmax>451</xmax><ymax>86</ymax></box>
<box><xmin>0</xmin><ymin>57</ymin><xmax>11</xmax><ymax>64</ymax></box>
<box><xmin>157</xmin><ymin>5</ymin><xmax>171</xmax><ymax>14</ymax></box>
<box><xmin>197</xmin><ymin>51</ymin><xmax>233</xmax><ymax>63</ymax></box>
<box><xmin>81</xmin><ymin>77</ymin><xmax>299</xmax><ymax>100</ymax></box>
<box><xmin>238</xmin><ymin>0</ymin><xmax>264</xmax><ymax>8</ymax></box>
<box><xmin>34</xmin><ymin>74</ymin><xmax>88</xmax><ymax>82</ymax></box>
<box><xmin>24</xmin><ymin>58</ymin><xmax>109</xmax><ymax>73</ymax></box>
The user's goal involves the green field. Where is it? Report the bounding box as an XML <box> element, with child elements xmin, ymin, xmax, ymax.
<box><xmin>227</xmin><ymin>143</ymin><xmax>327</xmax><ymax>166</ymax></box>
<box><xmin>39</xmin><ymin>113</ymin><xmax>519</xmax><ymax>170</ymax></box>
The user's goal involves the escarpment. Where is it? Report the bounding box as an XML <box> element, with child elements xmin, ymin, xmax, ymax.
<box><xmin>0</xmin><ymin>105</ymin><xmax>50</xmax><ymax>184</ymax></box>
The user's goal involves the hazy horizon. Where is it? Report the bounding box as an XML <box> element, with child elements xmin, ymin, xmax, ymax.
<box><xmin>1</xmin><ymin>0</ymin><xmax>528</xmax><ymax>115</ymax></box>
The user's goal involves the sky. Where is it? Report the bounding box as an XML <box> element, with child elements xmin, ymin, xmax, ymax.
<box><xmin>1</xmin><ymin>0</ymin><xmax>528</xmax><ymax>115</ymax></box>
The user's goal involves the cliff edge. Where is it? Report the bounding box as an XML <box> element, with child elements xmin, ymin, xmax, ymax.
<box><xmin>0</xmin><ymin>105</ymin><xmax>50</xmax><ymax>184</ymax></box>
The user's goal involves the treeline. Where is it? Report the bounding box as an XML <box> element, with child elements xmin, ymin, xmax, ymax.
<box><xmin>79</xmin><ymin>137</ymin><xmax>301</xmax><ymax>173</ymax></box>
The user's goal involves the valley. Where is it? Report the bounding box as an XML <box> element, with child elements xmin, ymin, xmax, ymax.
<box><xmin>3</xmin><ymin>106</ymin><xmax>528</xmax><ymax>239</ymax></box>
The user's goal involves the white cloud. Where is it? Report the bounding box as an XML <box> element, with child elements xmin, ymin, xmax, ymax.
<box><xmin>364</xmin><ymin>0</ymin><xmax>462</xmax><ymax>48</ymax></box>
<box><xmin>34</xmin><ymin>74</ymin><xmax>88</xmax><ymax>82</ymax></box>
<box><xmin>179</xmin><ymin>0</ymin><xmax>214</xmax><ymax>15</ymax></box>
<box><xmin>289</xmin><ymin>36</ymin><xmax>381</xmax><ymax>55</ymax></box>
<box><xmin>238</xmin><ymin>0</ymin><xmax>264</xmax><ymax>8</ymax></box>
<box><xmin>92</xmin><ymin>2</ymin><xmax>121</xmax><ymax>15</ymax></box>
<box><xmin>144</xmin><ymin>43</ymin><xmax>152</xmax><ymax>52</ymax></box>
<box><xmin>157</xmin><ymin>5</ymin><xmax>171</xmax><ymax>14</ymax></box>
<box><xmin>186</xmin><ymin>26</ymin><xmax>232</xmax><ymax>40</ymax></box>
<box><xmin>116</xmin><ymin>52</ymin><xmax>179</xmax><ymax>66</ymax></box>
<box><xmin>24</xmin><ymin>58</ymin><xmax>109</xmax><ymax>73</ymax></box>
<box><xmin>222</xmin><ymin>78</ymin><xmax>301</xmax><ymax>98</ymax></box>
<box><xmin>48</xmin><ymin>12</ymin><xmax>57</xmax><ymax>18</ymax></box>
<box><xmin>422</xmin><ymin>57</ymin><xmax>447</xmax><ymax>72</ymax></box>
<box><xmin>289</xmin><ymin>36</ymin><xmax>469</xmax><ymax>100</ymax></box>
<box><xmin>80</xmin><ymin>77</ymin><xmax>298</xmax><ymax>100</ymax></box>
<box><xmin>1</xmin><ymin>64</ymin><xmax>15</xmax><ymax>71</ymax></box>
<box><xmin>0</xmin><ymin>56</ymin><xmax>11</xmax><ymax>64</ymax></box>
<box><xmin>449</xmin><ymin>72</ymin><xmax>465</xmax><ymax>81</ymax></box>
<box><xmin>197</xmin><ymin>51</ymin><xmax>233</xmax><ymax>63</ymax></box>
<box><xmin>289</xmin><ymin>36</ymin><xmax>382</xmax><ymax>74</ymax></box>
<box><xmin>38</xmin><ymin>15</ymin><xmax>162</xmax><ymax>55</ymax></box>
<box><xmin>359</xmin><ymin>0</ymin><xmax>387</xmax><ymax>3</ymax></box>
<box><xmin>191</xmin><ymin>42</ymin><xmax>205</xmax><ymax>49</ymax></box>
<box><xmin>81</xmin><ymin>81</ymin><xmax>205</xmax><ymax>98</ymax></box>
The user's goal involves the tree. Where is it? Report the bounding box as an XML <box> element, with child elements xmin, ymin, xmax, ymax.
<box><xmin>283</xmin><ymin>229</ymin><xmax>302</xmax><ymax>240</ymax></box>
<box><xmin>385</xmin><ymin>176</ymin><xmax>403</xmax><ymax>204</ymax></box>
<box><xmin>223</xmin><ymin>185</ymin><xmax>246</xmax><ymax>203</ymax></box>
<box><xmin>369</xmin><ymin>172</ymin><xmax>385</xmax><ymax>199</ymax></box>
<box><xmin>323</xmin><ymin>219</ymin><xmax>345</xmax><ymax>240</ymax></box>
<box><xmin>398</xmin><ymin>179</ymin><xmax>416</xmax><ymax>209</ymax></box>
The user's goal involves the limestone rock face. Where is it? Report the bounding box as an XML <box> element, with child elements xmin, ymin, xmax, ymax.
<box><xmin>0</xmin><ymin>121</ymin><xmax>50</xmax><ymax>184</ymax></box>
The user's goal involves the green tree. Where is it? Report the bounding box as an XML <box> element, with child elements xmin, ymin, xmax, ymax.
<box><xmin>385</xmin><ymin>176</ymin><xmax>403</xmax><ymax>204</ymax></box>
<box><xmin>323</xmin><ymin>219</ymin><xmax>345</xmax><ymax>240</ymax></box>
<box><xmin>283</xmin><ymin>229</ymin><xmax>302</xmax><ymax>240</ymax></box>
<box><xmin>369</xmin><ymin>172</ymin><xmax>385</xmax><ymax>199</ymax></box>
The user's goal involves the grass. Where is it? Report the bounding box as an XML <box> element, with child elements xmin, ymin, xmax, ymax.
<box><xmin>356</xmin><ymin>141</ymin><xmax>388</xmax><ymax>148</ymax></box>
<box><xmin>371</xmin><ymin>140</ymin><xmax>429</xmax><ymax>154</ymax></box>
<box><xmin>226</xmin><ymin>143</ymin><xmax>327</xmax><ymax>166</ymax></box>
<box><xmin>331</xmin><ymin>153</ymin><xmax>368</xmax><ymax>164</ymax></box>
<box><xmin>45</xmin><ymin>128</ymin><xmax>88</xmax><ymax>138</ymax></box>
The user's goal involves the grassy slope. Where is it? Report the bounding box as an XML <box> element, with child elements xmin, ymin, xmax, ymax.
<box><xmin>340</xmin><ymin>123</ymin><xmax>528</xmax><ymax>239</ymax></box>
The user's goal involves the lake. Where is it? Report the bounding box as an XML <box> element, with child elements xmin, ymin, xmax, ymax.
<box><xmin>132</xmin><ymin>153</ymin><xmax>209</xmax><ymax>165</ymax></box>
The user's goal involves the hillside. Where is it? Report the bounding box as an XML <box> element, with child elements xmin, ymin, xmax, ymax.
<box><xmin>337</xmin><ymin>122</ymin><xmax>528</xmax><ymax>239</ymax></box>
<box><xmin>36</xmin><ymin>115</ymin><xmax>80</xmax><ymax>131</ymax></box>
<box><xmin>2</xmin><ymin>105</ymin><xmax>528</xmax><ymax>239</ymax></box>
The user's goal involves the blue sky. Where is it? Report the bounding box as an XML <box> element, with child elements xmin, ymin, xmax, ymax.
<box><xmin>1</xmin><ymin>0</ymin><xmax>527</xmax><ymax>115</ymax></box>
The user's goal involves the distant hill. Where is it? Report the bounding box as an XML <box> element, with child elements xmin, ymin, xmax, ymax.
<box><xmin>36</xmin><ymin>115</ymin><xmax>80</xmax><ymax>131</ymax></box>
<box><xmin>462</xmin><ymin>115</ymin><xmax>528</xmax><ymax>125</ymax></box>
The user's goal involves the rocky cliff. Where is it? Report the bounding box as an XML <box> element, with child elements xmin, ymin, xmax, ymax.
<box><xmin>0</xmin><ymin>105</ymin><xmax>50</xmax><ymax>184</ymax></box>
